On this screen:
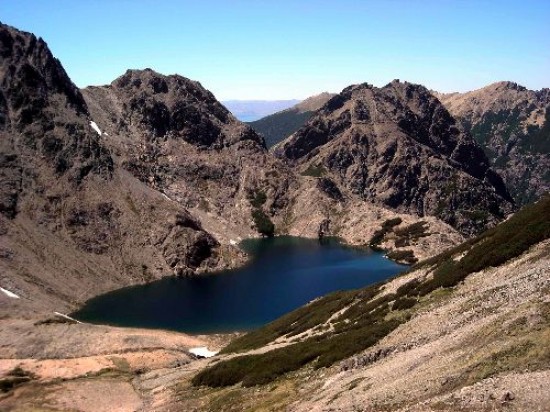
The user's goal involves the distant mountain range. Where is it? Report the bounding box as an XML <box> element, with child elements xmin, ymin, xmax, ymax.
<box><xmin>222</xmin><ymin>99</ymin><xmax>300</xmax><ymax>122</ymax></box>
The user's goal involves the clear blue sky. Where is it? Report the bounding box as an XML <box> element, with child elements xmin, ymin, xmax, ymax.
<box><xmin>1</xmin><ymin>0</ymin><xmax>549</xmax><ymax>99</ymax></box>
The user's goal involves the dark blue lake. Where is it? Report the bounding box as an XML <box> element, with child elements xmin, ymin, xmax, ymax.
<box><xmin>73</xmin><ymin>237</ymin><xmax>406</xmax><ymax>333</ymax></box>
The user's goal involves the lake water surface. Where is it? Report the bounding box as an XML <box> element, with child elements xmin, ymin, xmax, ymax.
<box><xmin>73</xmin><ymin>237</ymin><xmax>406</xmax><ymax>333</ymax></box>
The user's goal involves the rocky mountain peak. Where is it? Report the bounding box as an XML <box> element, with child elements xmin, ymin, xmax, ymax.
<box><xmin>438</xmin><ymin>81</ymin><xmax>550</xmax><ymax>204</ymax></box>
<box><xmin>81</xmin><ymin>66</ymin><xmax>295</xmax><ymax>231</ymax></box>
<box><xmin>276</xmin><ymin>81</ymin><xmax>513</xmax><ymax>235</ymax></box>
<box><xmin>87</xmin><ymin>68</ymin><xmax>264</xmax><ymax>149</ymax></box>
<box><xmin>487</xmin><ymin>80</ymin><xmax>527</xmax><ymax>92</ymax></box>
<box><xmin>0</xmin><ymin>23</ymin><xmax>243</xmax><ymax>314</ymax></box>
<box><xmin>0</xmin><ymin>23</ymin><xmax>87</xmax><ymax>119</ymax></box>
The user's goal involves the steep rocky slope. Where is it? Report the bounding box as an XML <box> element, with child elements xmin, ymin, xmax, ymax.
<box><xmin>81</xmin><ymin>69</ymin><xmax>296</xmax><ymax>242</ymax></box>
<box><xmin>249</xmin><ymin>92</ymin><xmax>335</xmax><ymax>148</ymax></box>
<box><xmin>275</xmin><ymin>81</ymin><xmax>514</xmax><ymax>236</ymax></box>
<box><xmin>180</xmin><ymin>195</ymin><xmax>550</xmax><ymax>412</ymax></box>
<box><xmin>437</xmin><ymin>81</ymin><xmax>550</xmax><ymax>205</ymax></box>
<box><xmin>0</xmin><ymin>23</ymin><xmax>241</xmax><ymax>314</ymax></box>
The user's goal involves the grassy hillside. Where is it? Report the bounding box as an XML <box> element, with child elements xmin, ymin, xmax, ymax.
<box><xmin>193</xmin><ymin>194</ymin><xmax>550</xmax><ymax>388</ymax></box>
<box><xmin>248</xmin><ymin>109</ymin><xmax>314</xmax><ymax>148</ymax></box>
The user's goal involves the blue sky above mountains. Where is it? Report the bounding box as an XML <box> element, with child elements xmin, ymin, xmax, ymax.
<box><xmin>1</xmin><ymin>0</ymin><xmax>549</xmax><ymax>99</ymax></box>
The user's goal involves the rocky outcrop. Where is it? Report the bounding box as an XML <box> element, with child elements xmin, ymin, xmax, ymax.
<box><xmin>0</xmin><ymin>23</ymin><xmax>112</xmax><ymax>213</ymax></box>
<box><xmin>0</xmin><ymin>23</ymin><xmax>239</xmax><ymax>313</ymax></box>
<box><xmin>437</xmin><ymin>81</ymin><xmax>550</xmax><ymax>205</ymax></box>
<box><xmin>82</xmin><ymin>69</ymin><xmax>296</xmax><ymax>237</ymax></box>
<box><xmin>276</xmin><ymin>80</ymin><xmax>514</xmax><ymax>235</ymax></box>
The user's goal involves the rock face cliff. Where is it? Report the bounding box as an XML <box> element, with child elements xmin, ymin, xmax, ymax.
<box><xmin>275</xmin><ymin>81</ymin><xmax>514</xmax><ymax>235</ymax></box>
<box><xmin>81</xmin><ymin>70</ymin><xmax>295</xmax><ymax>241</ymax></box>
<box><xmin>437</xmin><ymin>81</ymin><xmax>550</xmax><ymax>205</ymax></box>
<box><xmin>0</xmin><ymin>23</ymin><xmax>240</xmax><ymax>313</ymax></box>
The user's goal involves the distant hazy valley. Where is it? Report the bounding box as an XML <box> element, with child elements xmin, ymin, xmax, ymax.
<box><xmin>0</xmin><ymin>22</ymin><xmax>549</xmax><ymax>412</ymax></box>
<box><xmin>222</xmin><ymin>99</ymin><xmax>301</xmax><ymax>122</ymax></box>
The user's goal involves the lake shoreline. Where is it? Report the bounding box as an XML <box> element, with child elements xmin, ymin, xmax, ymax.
<box><xmin>72</xmin><ymin>236</ymin><xmax>407</xmax><ymax>334</ymax></box>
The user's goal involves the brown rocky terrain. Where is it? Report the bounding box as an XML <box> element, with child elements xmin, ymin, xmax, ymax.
<box><xmin>275</xmin><ymin>81</ymin><xmax>514</xmax><ymax>236</ymax></box>
<box><xmin>0</xmin><ymin>23</ymin><xmax>466</xmax><ymax>315</ymax></box>
<box><xmin>0</xmin><ymin>317</ymin><xmax>234</xmax><ymax>412</ymax></box>
<box><xmin>81</xmin><ymin>69</ymin><xmax>297</xmax><ymax>242</ymax></box>
<box><xmin>0</xmin><ymin>23</ymin><xmax>245</xmax><ymax>315</ymax></box>
<box><xmin>81</xmin><ymin>74</ymin><xmax>466</xmax><ymax>263</ymax></box>
<box><xmin>2</xmin><ymin>21</ymin><xmax>544</xmax><ymax>412</ymax></box>
<box><xmin>437</xmin><ymin>81</ymin><xmax>550</xmax><ymax>205</ymax></box>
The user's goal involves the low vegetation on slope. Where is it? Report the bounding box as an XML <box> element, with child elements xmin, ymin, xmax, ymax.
<box><xmin>192</xmin><ymin>195</ymin><xmax>550</xmax><ymax>388</ymax></box>
<box><xmin>249</xmin><ymin>109</ymin><xmax>315</xmax><ymax>148</ymax></box>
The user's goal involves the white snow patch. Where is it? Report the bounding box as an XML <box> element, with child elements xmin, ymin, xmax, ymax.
<box><xmin>189</xmin><ymin>347</ymin><xmax>218</xmax><ymax>358</ymax></box>
<box><xmin>89</xmin><ymin>121</ymin><xmax>102</xmax><ymax>136</ymax></box>
<box><xmin>229</xmin><ymin>239</ymin><xmax>238</xmax><ymax>246</ymax></box>
<box><xmin>161</xmin><ymin>193</ymin><xmax>172</xmax><ymax>201</ymax></box>
<box><xmin>0</xmin><ymin>287</ymin><xmax>19</xmax><ymax>299</ymax></box>
<box><xmin>53</xmin><ymin>312</ymin><xmax>82</xmax><ymax>323</ymax></box>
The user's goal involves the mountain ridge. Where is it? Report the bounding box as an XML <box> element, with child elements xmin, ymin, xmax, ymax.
<box><xmin>1</xmin><ymin>21</ymin><xmax>549</xmax><ymax>412</ymax></box>
<box><xmin>0</xmin><ymin>23</ymin><xmax>243</xmax><ymax>314</ymax></box>
<box><xmin>436</xmin><ymin>80</ymin><xmax>550</xmax><ymax>204</ymax></box>
<box><xmin>275</xmin><ymin>80</ymin><xmax>514</xmax><ymax>235</ymax></box>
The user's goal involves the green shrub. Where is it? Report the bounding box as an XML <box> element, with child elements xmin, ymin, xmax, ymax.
<box><xmin>0</xmin><ymin>367</ymin><xmax>34</xmax><ymax>393</ymax></box>
<box><xmin>412</xmin><ymin>194</ymin><xmax>550</xmax><ymax>296</ymax></box>
<box><xmin>252</xmin><ymin>209</ymin><xmax>275</xmax><ymax>237</ymax></box>
<box><xmin>198</xmin><ymin>284</ymin><xmax>405</xmax><ymax>388</ymax></box>
<box><xmin>394</xmin><ymin>221</ymin><xmax>428</xmax><ymax>239</ymax></box>
<box><xmin>395</xmin><ymin>237</ymin><xmax>409</xmax><ymax>247</ymax></box>
<box><xmin>395</xmin><ymin>279</ymin><xmax>421</xmax><ymax>297</ymax></box>
<box><xmin>197</xmin><ymin>196</ymin><xmax>550</xmax><ymax>389</ymax></box>
<box><xmin>386</xmin><ymin>250</ymin><xmax>417</xmax><ymax>264</ymax></box>
<box><xmin>301</xmin><ymin>164</ymin><xmax>326</xmax><ymax>177</ymax></box>
<box><xmin>393</xmin><ymin>297</ymin><xmax>417</xmax><ymax>311</ymax></box>
<box><xmin>249</xmin><ymin>190</ymin><xmax>267</xmax><ymax>208</ymax></box>
<box><xmin>222</xmin><ymin>290</ymin><xmax>356</xmax><ymax>353</ymax></box>
<box><xmin>383</xmin><ymin>218</ymin><xmax>403</xmax><ymax>229</ymax></box>
<box><xmin>369</xmin><ymin>218</ymin><xmax>403</xmax><ymax>247</ymax></box>
<box><xmin>195</xmin><ymin>311</ymin><xmax>403</xmax><ymax>387</ymax></box>
<box><xmin>393</xmin><ymin>221</ymin><xmax>429</xmax><ymax>248</ymax></box>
